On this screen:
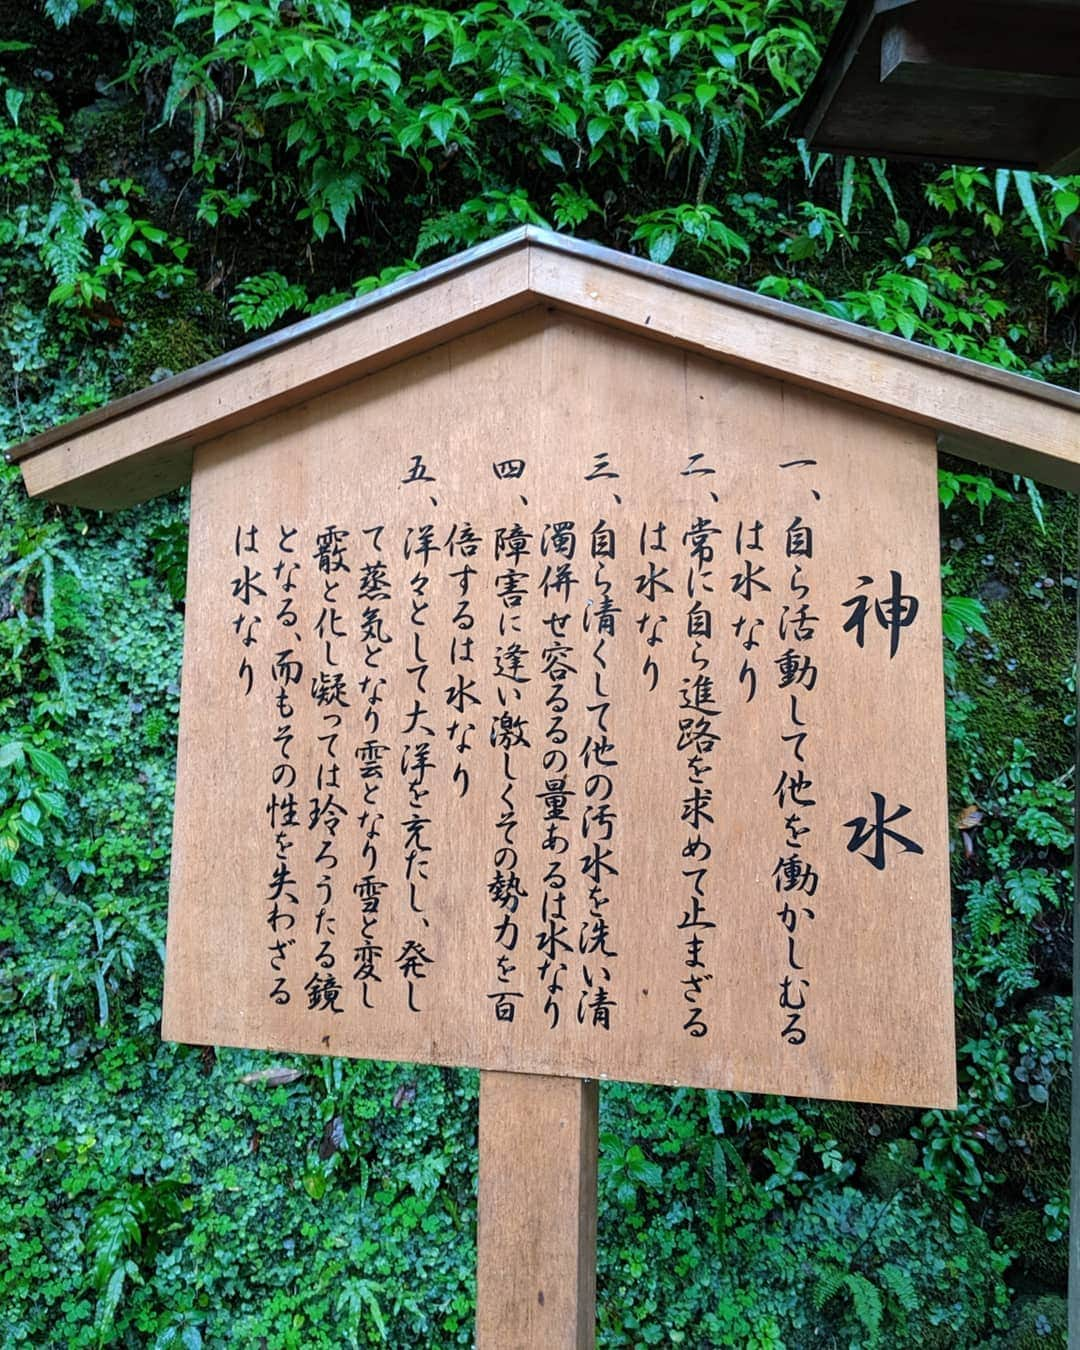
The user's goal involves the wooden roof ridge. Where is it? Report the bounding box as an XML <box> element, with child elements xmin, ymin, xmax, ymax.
<box><xmin>9</xmin><ymin>225</ymin><xmax>1080</xmax><ymax>509</ymax></box>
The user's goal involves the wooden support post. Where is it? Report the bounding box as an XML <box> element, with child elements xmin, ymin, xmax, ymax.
<box><xmin>477</xmin><ymin>1072</ymin><xmax>599</xmax><ymax>1350</ymax></box>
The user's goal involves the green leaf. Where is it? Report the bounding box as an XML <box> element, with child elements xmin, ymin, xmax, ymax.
<box><xmin>5</xmin><ymin>87</ymin><xmax>25</xmax><ymax>127</ymax></box>
<box><xmin>625</xmin><ymin>1145</ymin><xmax>663</xmax><ymax>1189</ymax></box>
<box><xmin>1013</xmin><ymin>170</ymin><xmax>1048</xmax><ymax>252</ymax></box>
<box><xmin>17</xmin><ymin>819</ymin><xmax>44</xmax><ymax>848</ymax></box>
<box><xmin>636</xmin><ymin>72</ymin><xmax>660</xmax><ymax>101</ymax></box>
<box><xmin>586</xmin><ymin>116</ymin><xmax>610</xmax><ymax>148</ymax></box>
<box><xmin>94</xmin><ymin>969</ymin><xmax>109</xmax><ymax>1024</ymax></box>
<box><xmin>839</xmin><ymin>155</ymin><xmax>855</xmax><ymax>227</ymax></box>
<box><xmin>174</xmin><ymin>4</ymin><xmax>214</xmax><ymax>24</ymax></box>
<box><xmin>646</xmin><ymin>229</ymin><xmax>678</xmax><ymax>265</ymax></box>
<box><xmin>813</xmin><ymin>1264</ymin><xmax>847</xmax><ymax>1310</ymax></box>
<box><xmin>763</xmin><ymin>95</ymin><xmax>801</xmax><ymax>128</ymax></box>
<box><xmin>303</xmin><ymin>1168</ymin><xmax>328</xmax><ymax>1200</ymax></box>
<box><xmin>664</xmin><ymin>109</ymin><xmax>692</xmax><ymax>143</ymax></box>
<box><xmin>942</xmin><ymin>594</ymin><xmax>991</xmax><ymax>647</ymax></box>
<box><xmin>994</xmin><ymin>166</ymin><xmax>1011</xmax><ymax>215</ymax></box>
<box><xmin>324</xmin><ymin>179</ymin><xmax>357</xmax><ymax>239</ymax></box>
<box><xmin>604</xmin><ymin>81</ymin><xmax>627</xmax><ymax>111</ymax></box>
<box><xmin>396</xmin><ymin>119</ymin><xmax>424</xmax><ymax>152</ymax></box>
<box><xmin>230</xmin><ymin>270</ymin><xmax>308</xmax><ymax>330</ymax></box>
<box><xmin>191</xmin><ymin>97</ymin><xmax>207</xmax><ymax>163</ymax></box>
<box><xmin>1004</xmin><ymin>868</ymin><xmax>1056</xmax><ymax>920</ymax></box>
<box><xmin>427</xmin><ymin>108</ymin><xmax>454</xmax><ymax>146</ymax></box>
<box><xmin>868</xmin><ymin>156</ymin><xmax>898</xmax><ymax>221</ymax></box>
<box><xmin>905</xmin><ymin>276</ymin><xmax>929</xmax><ymax>314</ymax></box>
<box><xmin>1018</xmin><ymin>475</ymin><xmax>1046</xmax><ymax>531</ymax></box>
<box><xmin>97</xmin><ymin>1261</ymin><xmax>128</xmax><ymax>1332</ymax></box>
<box><xmin>1052</xmin><ymin>187</ymin><xmax>1080</xmax><ymax>225</ymax></box>
<box><xmin>965</xmin><ymin>884</ymin><xmax>1001</xmax><ymax>944</ymax></box>
<box><xmin>555</xmin><ymin>15</ymin><xmax>599</xmax><ymax>78</ymax></box>
<box><xmin>213</xmin><ymin>5</ymin><xmax>245</xmax><ymax>42</ymax></box>
<box><xmin>0</xmin><ymin>741</ymin><xmax>24</xmax><ymax>769</ymax></box>
<box><xmin>47</xmin><ymin>281</ymin><xmax>77</xmax><ymax>306</ymax></box>
<box><xmin>26</xmin><ymin>745</ymin><xmax>68</xmax><ymax>785</ymax></box>
<box><xmin>846</xmin><ymin>1273</ymin><xmax>883</xmax><ymax>1338</ymax></box>
<box><xmin>705</xmin><ymin>1089</ymin><xmax>725</xmax><ymax>1136</ymax></box>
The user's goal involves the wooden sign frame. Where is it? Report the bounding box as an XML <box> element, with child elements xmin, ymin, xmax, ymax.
<box><xmin>159</xmin><ymin>307</ymin><xmax>954</xmax><ymax>1109</ymax></box>
<box><xmin>10</xmin><ymin>229</ymin><xmax>1080</xmax><ymax>1349</ymax></box>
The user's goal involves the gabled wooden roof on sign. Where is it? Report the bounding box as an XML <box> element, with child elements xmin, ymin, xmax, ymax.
<box><xmin>9</xmin><ymin>225</ymin><xmax>1080</xmax><ymax>509</ymax></box>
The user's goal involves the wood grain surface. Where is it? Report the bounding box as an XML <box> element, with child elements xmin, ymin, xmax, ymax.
<box><xmin>477</xmin><ymin>1071</ymin><xmax>598</xmax><ymax>1349</ymax></box>
<box><xmin>161</xmin><ymin>308</ymin><xmax>956</xmax><ymax>1108</ymax></box>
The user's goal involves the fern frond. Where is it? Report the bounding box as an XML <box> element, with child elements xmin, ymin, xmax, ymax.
<box><xmin>880</xmin><ymin>1261</ymin><xmax>919</xmax><ymax>1313</ymax></box>
<box><xmin>996</xmin><ymin>922</ymin><xmax>1036</xmax><ymax>995</ymax></box>
<box><xmin>846</xmin><ymin>1273</ymin><xmax>883</xmax><ymax>1340</ymax></box>
<box><xmin>415</xmin><ymin>208</ymin><xmax>472</xmax><ymax>257</ymax></box>
<box><xmin>40</xmin><ymin>186</ymin><xmax>95</xmax><ymax>288</ymax></box>
<box><xmin>229</xmin><ymin>271</ymin><xmax>308</xmax><ymax>332</ymax></box>
<box><xmin>43</xmin><ymin>0</ymin><xmax>79</xmax><ymax>26</ymax></box>
<box><xmin>1004</xmin><ymin>867</ymin><xmax>1059</xmax><ymax>920</ymax></box>
<box><xmin>964</xmin><ymin>881</ymin><xmax>1001</xmax><ymax>945</ymax></box>
<box><xmin>554</xmin><ymin>14</ymin><xmax>599</xmax><ymax>78</ymax></box>
<box><xmin>811</xmin><ymin>1264</ymin><xmax>847</xmax><ymax>1311</ymax></box>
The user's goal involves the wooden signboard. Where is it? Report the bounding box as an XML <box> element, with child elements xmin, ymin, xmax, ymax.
<box><xmin>161</xmin><ymin>308</ymin><xmax>955</xmax><ymax>1109</ymax></box>
<box><xmin>14</xmin><ymin>229</ymin><xmax>1080</xmax><ymax>1350</ymax></box>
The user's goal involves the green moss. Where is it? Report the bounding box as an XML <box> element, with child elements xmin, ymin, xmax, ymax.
<box><xmin>118</xmin><ymin>283</ymin><xmax>233</xmax><ymax>395</ymax></box>
<box><xmin>1025</xmin><ymin>1097</ymin><xmax>1071</xmax><ymax>1196</ymax></box>
<box><xmin>817</xmin><ymin>1101</ymin><xmax>864</xmax><ymax>1156</ymax></box>
<box><xmin>997</xmin><ymin>1084</ymin><xmax>1070</xmax><ymax>1288</ymax></box>
<box><xmin>1002</xmin><ymin>1078</ymin><xmax>1070</xmax><ymax>1198</ymax></box>
<box><xmin>816</xmin><ymin>1101</ymin><xmax>918</xmax><ymax>1169</ymax></box>
<box><xmin>1004</xmin><ymin>1294</ymin><xmax>1067</xmax><ymax>1348</ymax></box>
<box><xmin>862</xmin><ymin>1139</ymin><xmax>918</xmax><ymax>1199</ymax></box>
<box><xmin>999</xmin><ymin>1206</ymin><xmax>1068</xmax><ymax>1289</ymax></box>
<box><xmin>942</xmin><ymin>469</ymin><xmax>1078</xmax><ymax>784</ymax></box>
<box><xmin>66</xmin><ymin>95</ymin><xmax>147</xmax><ymax>186</ymax></box>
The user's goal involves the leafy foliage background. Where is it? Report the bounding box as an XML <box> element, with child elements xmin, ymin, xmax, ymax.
<box><xmin>1</xmin><ymin>0</ymin><xmax>1077</xmax><ymax>1345</ymax></box>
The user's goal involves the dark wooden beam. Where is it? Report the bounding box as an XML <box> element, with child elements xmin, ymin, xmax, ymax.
<box><xmin>794</xmin><ymin>0</ymin><xmax>1080</xmax><ymax>173</ymax></box>
<box><xmin>881</xmin><ymin>8</ymin><xmax>1080</xmax><ymax>101</ymax></box>
<box><xmin>1050</xmin><ymin>143</ymin><xmax>1080</xmax><ymax>175</ymax></box>
<box><xmin>794</xmin><ymin>0</ymin><xmax>917</xmax><ymax>143</ymax></box>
